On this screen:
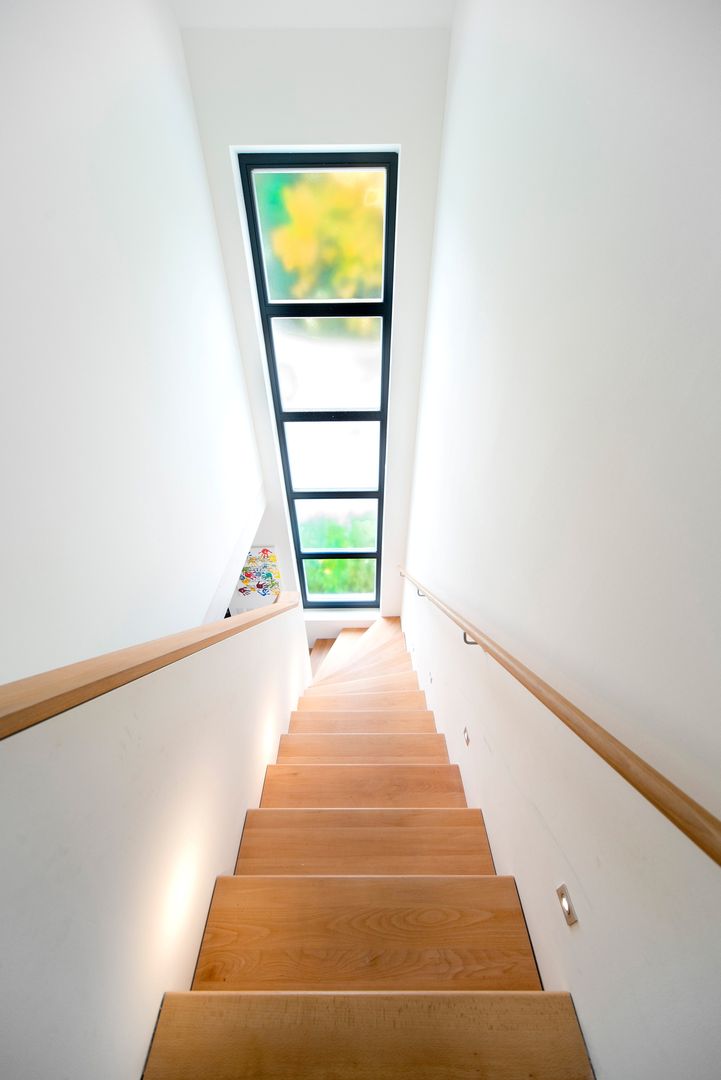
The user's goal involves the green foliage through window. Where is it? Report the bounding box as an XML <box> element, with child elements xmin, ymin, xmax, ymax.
<box><xmin>297</xmin><ymin>506</ymin><xmax>376</xmax><ymax>552</ymax></box>
<box><xmin>304</xmin><ymin>558</ymin><xmax>376</xmax><ymax>597</ymax></box>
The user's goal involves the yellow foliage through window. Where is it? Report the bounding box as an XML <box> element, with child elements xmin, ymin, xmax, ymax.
<box><xmin>253</xmin><ymin>169</ymin><xmax>385</xmax><ymax>301</ymax></box>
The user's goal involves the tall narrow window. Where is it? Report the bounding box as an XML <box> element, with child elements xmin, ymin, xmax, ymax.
<box><xmin>238</xmin><ymin>152</ymin><xmax>398</xmax><ymax>608</ymax></box>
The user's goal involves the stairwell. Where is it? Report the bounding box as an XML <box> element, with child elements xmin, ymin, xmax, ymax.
<box><xmin>143</xmin><ymin>617</ymin><xmax>594</xmax><ymax>1077</ymax></box>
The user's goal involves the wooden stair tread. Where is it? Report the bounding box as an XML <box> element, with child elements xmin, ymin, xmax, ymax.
<box><xmin>347</xmin><ymin>616</ymin><xmax>402</xmax><ymax>656</ymax></box>
<box><xmin>314</xmin><ymin>624</ymin><xmax>405</xmax><ymax>682</ymax></box>
<box><xmin>298</xmin><ymin>690</ymin><xmax>427</xmax><ymax>712</ymax></box>
<box><xmin>309</xmin><ymin>638</ymin><xmax>334</xmax><ymax>677</ymax></box>
<box><xmin>313</xmin><ymin>654</ymin><xmax>413</xmax><ymax>685</ymax></box>
<box><xmin>322</xmin><ymin>637</ymin><xmax>408</xmax><ymax>675</ymax></box>
<box><xmin>192</xmin><ymin>875</ymin><xmax>541</xmax><ymax>992</ymax></box>
<box><xmin>289</xmin><ymin>710</ymin><xmax>437</xmax><ymax>733</ymax></box>
<box><xmin>261</xmin><ymin>764</ymin><xmax>467</xmax><ymax>807</ymax></box>
<box><xmin>314</xmin><ymin>628</ymin><xmax>367</xmax><ymax>681</ymax></box>
<box><xmin>236</xmin><ymin>808</ymin><xmax>495</xmax><ymax>875</ymax></box>
<box><xmin>143</xmin><ymin>612</ymin><xmax>593</xmax><ymax>1077</ymax></box>
<box><xmin>277</xmin><ymin>733</ymin><xmax>448</xmax><ymax>764</ymax></box>
<box><xmin>145</xmin><ymin>992</ymin><xmax>593</xmax><ymax>1080</ymax></box>
<box><xmin>305</xmin><ymin>671</ymin><xmax>420</xmax><ymax>696</ymax></box>
<box><xmin>313</xmin><ymin>647</ymin><xmax>412</xmax><ymax>686</ymax></box>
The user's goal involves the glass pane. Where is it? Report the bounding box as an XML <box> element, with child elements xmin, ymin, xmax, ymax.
<box><xmin>296</xmin><ymin>498</ymin><xmax>378</xmax><ymax>553</ymax></box>
<box><xmin>285</xmin><ymin>421</ymin><xmax>380</xmax><ymax>492</ymax></box>
<box><xmin>304</xmin><ymin>558</ymin><xmax>377</xmax><ymax>602</ymax></box>
<box><xmin>273</xmin><ymin>317</ymin><xmax>382</xmax><ymax>412</ymax></box>
<box><xmin>252</xmin><ymin>168</ymin><xmax>386</xmax><ymax>301</ymax></box>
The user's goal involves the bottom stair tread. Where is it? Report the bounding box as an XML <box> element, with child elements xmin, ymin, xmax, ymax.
<box><xmin>144</xmin><ymin>991</ymin><xmax>594</xmax><ymax>1080</ymax></box>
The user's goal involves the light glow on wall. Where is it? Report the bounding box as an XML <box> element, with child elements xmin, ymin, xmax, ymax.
<box><xmin>260</xmin><ymin>707</ymin><xmax>281</xmax><ymax>765</ymax></box>
<box><xmin>162</xmin><ymin>842</ymin><xmax>200</xmax><ymax>947</ymax></box>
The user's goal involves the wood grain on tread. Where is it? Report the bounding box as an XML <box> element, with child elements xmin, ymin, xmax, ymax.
<box><xmin>305</xmin><ymin>672</ymin><xmax>419</xmax><ymax>696</ymax></box>
<box><xmin>192</xmin><ymin>876</ymin><xmax>540</xmax><ymax>992</ymax></box>
<box><xmin>289</xmin><ymin>710</ymin><xmax>437</xmax><ymax>734</ymax></box>
<box><xmin>261</xmin><ymin>764</ymin><xmax>466</xmax><ymax>808</ymax></box>
<box><xmin>144</xmin><ymin>992</ymin><xmax>594</xmax><ymax>1080</ymax></box>
<box><xmin>298</xmin><ymin>690</ymin><xmax>426</xmax><ymax>712</ymax></box>
<box><xmin>277</xmin><ymin>733</ymin><xmax>448</xmax><ymax>765</ymax></box>
<box><xmin>236</xmin><ymin>808</ymin><xmax>495</xmax><ymax>875</ymax></box>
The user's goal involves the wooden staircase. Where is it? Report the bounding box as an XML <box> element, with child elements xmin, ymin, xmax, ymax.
<box><xmin>144</xmin><ymin>618</ymin><xmax>593</xmax><ymax>1078</ymax></box>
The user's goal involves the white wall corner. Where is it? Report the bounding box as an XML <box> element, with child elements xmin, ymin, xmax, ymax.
<box><xmin>203</xmin><ymin>483</ymin><xmax>266</xmax><ymax>622</ymax></box>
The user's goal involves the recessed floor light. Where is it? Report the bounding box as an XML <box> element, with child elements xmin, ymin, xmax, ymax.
<box><xmin>556</xmin><ymin>883</ymin><xmax>578</xmax><ymax>926</ymax></box>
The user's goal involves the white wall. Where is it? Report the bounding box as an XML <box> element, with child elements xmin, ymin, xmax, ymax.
<box><xmin>404</xmin><ymin>1</ymin><xmax>721</xmax><ymax>1077</ymax></box>
<box><xmin>0</xmin><ymin>605</ymin><xmax>310</xmax><ymax>1080</ymax></box>
<box><xmin>180</xmin><ymin>25</ymin><xmax>450</xmax><ymax>614</ymax></box>
<box><xmin>0</xmin><ymin>0</ymin><xmax>265</xmax><ymax>683</ymax></box>
<box><xmin>403</xmin><ymin>586</ymin><xmax>721</xmax><ymax>1080</ymax></box>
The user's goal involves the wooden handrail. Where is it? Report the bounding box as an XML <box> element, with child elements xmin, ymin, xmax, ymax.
<box><xmin>0</xmin><ymin>592</ymin><xmax>300</xmax><ymax>742</ymax></box>
<box><xmin>401</xmin><ymin>569</ymin><xmax>721</xmax><ymax>869</ymax></box>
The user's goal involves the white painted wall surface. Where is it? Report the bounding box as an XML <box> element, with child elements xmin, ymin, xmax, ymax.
<box><xmin>0</xmin><ymin>0</ymin><xmax>264</xmax><ymax>683</ymax></box>
<box><xmin>0</xmin><ymin>605</ymin><xmax>310</xmax><ymax>1080</ymax></box>
<box><xmin>402</xmin><ymin>586</ymin><xmax>721</xmax><ymax>1080</ymax></box>
<box><xmin>403</xmin><ymin>1</ymin><xmax>721</xmax><ymax>1077</ymax></box>
<box><xmin>180</xmin><ymin>26</ymin><xmax>450</xmax><ymax>614</ymax></box>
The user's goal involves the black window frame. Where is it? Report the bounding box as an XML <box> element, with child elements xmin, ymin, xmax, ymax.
<box><xmin>237</xmin><ymin>150</ymin><xmax>398</xmax><ymax>609</ymax></box>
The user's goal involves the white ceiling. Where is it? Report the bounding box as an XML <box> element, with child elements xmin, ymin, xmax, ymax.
<box><xmin>172</xmin><ymin>0</ymin><xmax>456</xmax><ymax>30</ymax></box>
